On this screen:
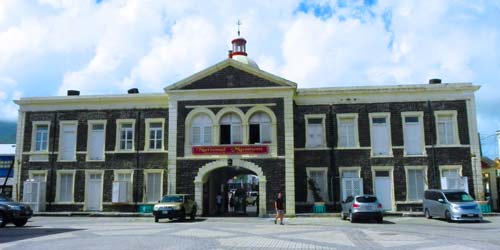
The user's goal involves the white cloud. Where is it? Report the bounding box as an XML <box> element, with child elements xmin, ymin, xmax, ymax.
<box><xmin>0</xmin><ymin>77</ymin><xmax>21</xmax><ymax>120</ymax></box>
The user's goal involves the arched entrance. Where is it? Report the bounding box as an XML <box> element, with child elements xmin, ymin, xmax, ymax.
<box><xmin>194</xmin><ymin>159</ymin><xmax>267</xmax><ymax>216</ymax></box>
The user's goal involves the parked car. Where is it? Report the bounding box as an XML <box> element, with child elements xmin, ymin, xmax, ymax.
<box><xmin>0</xmin><ymin>193</ymin><xmax>33</xmax><ymax>227</ymax></box>
<box><xmin>423</xmin><ymin>189</ymin><xmax>483</xmax><ymax>222</ymax></box>
<box><xmin>341</xmin><ymin>195</ymin><xmax>384</xmax><ymax>223</ymax></box>
<box><xmin>246</xmin><ymin>191</ymin><xmax>258</xmax><ymax>205</ymax></box>
<box><xmin>153</xmin><ymin>194</ymin><xmax>197</xmax><ymax>222</ymax></box>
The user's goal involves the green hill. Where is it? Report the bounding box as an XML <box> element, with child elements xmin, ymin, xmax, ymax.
<box><xmin>0</xmin><ymin>121</ymin><xmax>16</xmax><ymax>144</ymax></box>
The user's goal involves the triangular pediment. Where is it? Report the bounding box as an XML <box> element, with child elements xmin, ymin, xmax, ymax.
<box><xmin>164</xmin><ymin>59</ymin><xmax>297</xmax><ymax>91</ymax></box>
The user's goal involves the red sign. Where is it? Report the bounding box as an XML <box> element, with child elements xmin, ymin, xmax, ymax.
<box><xmin>192</xmin><ymin>145</ymin><xmax>269</xmax><ymax>155</ymax></box>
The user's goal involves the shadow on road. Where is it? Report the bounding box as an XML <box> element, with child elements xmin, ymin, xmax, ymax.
<box><xmin>156</xmin><ymin>218</ymin><xmax>207</xmax><ymax>224</ymax></box>
<box><xmin>434</xmin><ymin>218</ymin><xmax>491</xmax><ymax>224</ymax></box>
<box><xmin>352</xmin><ymin>220</ymin><xmax>396</xmax><ymax>224</ymax></box>
<box><xmin>0</xmin><ymin>226</ymin><xmax>83</xmax><ymax>244</ymax></box>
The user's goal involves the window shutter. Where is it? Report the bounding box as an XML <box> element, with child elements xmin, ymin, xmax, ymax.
<box><xmin>372</xmin><ymin>122</ymin><xmax>389</xmax><ymax>155</ymax></box>
<box><xmin>307</xmin><ymin>124</ymin><xmax>323</xmax><ymax>147</ymax></box>
<box><xmin>203</xmin><ymin>126</ymin><xmax>212</xmax><ymax>145</ymax></box>
<box><xmin>232</xmin><ymin>125</ymin><xmax>242</xmax><ymax>144</ymax></box>
<box><xmin>404</xmin><ymin>122</ymin><xmax>422</xmax><ymax>155</ymax></box>
<box><xmin>60</xmin><ymin>125</ymin><xmax>77</xmax><ymax>161</ymax></box>
<box><xmin>89</xmin><ymin>128</ymin><xmax>104</xmax><ymax>160</ymax></box>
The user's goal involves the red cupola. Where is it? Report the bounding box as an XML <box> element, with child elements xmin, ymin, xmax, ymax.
<box><xmin>229</xmin><ymin>37</ymin><xmax>247</xmax><ymax>58</ymax></box>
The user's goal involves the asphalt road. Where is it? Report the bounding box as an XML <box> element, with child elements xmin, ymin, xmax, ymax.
<box><xmin>1</xmin><ymin>216</ymin><xmax>500</xmax><ymax>250</ymax></box>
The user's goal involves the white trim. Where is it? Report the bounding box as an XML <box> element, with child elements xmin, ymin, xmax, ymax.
<box><xmin>28</xmin><ymin>170</ymin><xmax>48</xmax><ymax>182</ymax></box>
<box><xmin>115</xmin><ymin>119</ymin><xmax>136</xmax><ymax>152</ymax></box>
<box><xmin>55</xmin><ymin>170</ymin><xmax>76</xmax><ymax>203</ymax></box>
<box><xmin>86</xmin><ymin>120</ymin><xmax>107</xmax><ymax>161</ymax></box>
<box><xmin>113</xmin><ymin>169</ymin><xmax>134</xmax><ymax>204</ymax></box>
<box><xmin>466</xmin><ymin>95</ymin><xmax>484</xmax><ymax>200</ymax></box>
<box><xmin>84</xmin><ymin>170</ymin><xmax>104</xmax><ymax>211</ymax></box>
<box><xmin>31</xmin><ymin>121</ymin><xmax>51</xmax><ymax>153</ymax></box>
<box><xmin>404</xmin><ymin>165</ymin><xmax>428</xmax><ymax>202</ymax></box>
<box><xmin>434</xmin><ymin>110</ymin><xmax>460</xmax><ymax>146</ymax></box>
<box><xmin>336</xmin><ymin>113</ymin><xmax>360</xmax><ymax>149</ymax></box>
<box><xmin>143</xmin><ymin>169</ymin><xmax>164</xmax><ymax>203</ymax></box>
<box><xmin>401</xmin><ymin>111</ymin><xmax>427</xmax><ymax>157</ymax></box>
<box><xmin>144</xmin><ymin>118</ymin><xmax>166</xmax><ymax>151</ymax></box>
<box><xmin>294</xmin><ymin>147</ymin><xmax>332</xmax><ymax>151</ymax></box>
<box><xmin>438</xmin><ymin>165</ymin><xmax>462</xmax><ymax>177</ymax></box>
<box><xmin>371</xmin><ymin>166</ymin><xmax>395</xmax><ymax>212</ymax></box>
<box><xmin>57</xmin><ymin>120</ymin><xmax>78</xmax><ymax>162</ymax></box>
<box><xmin>185</xmin><ymin>103</ymin><xmax>276</xmax><ymax>109</ymax></box>
<box><xmin>14</xmin><ymin>111</ymin><xmax>26</xmax><ymax>201</ymax></box>
<box><xmin>369</xmin><ymin>112</ymin><xmax>393</xmax><ymax>157</ymax></box>
<box><xmin>306</xmin><ymin>167</ymin><xmax>329</xmax><ymax>202</ymax></box>
<box><xmin>184</xmin><ymin>108</ymin><xmax>216</xmax><ymax>155</ymax></box>
<box><xmin>338</xmin><ymin>167</ymin><xmax>361</xmax><ymax>177</ymax></box>
<box><xmin>305</xmin><ymin>114</ymin><xmax>327</xmax><ymax>148</ymax></box>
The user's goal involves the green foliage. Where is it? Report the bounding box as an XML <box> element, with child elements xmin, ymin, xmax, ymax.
<box><xmin>307</xmin><ymin>178</ymin><xmax>323</xmax><ymax>202</ymax></box>
<box><xmin>0</xmin><ymin>121</ymin><xmax>16</xmax><ymax>144</ymax></box>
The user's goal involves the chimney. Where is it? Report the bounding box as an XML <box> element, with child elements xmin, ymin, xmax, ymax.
<box><xmin>429</xmin><ymin>79</ymin><xmax>442</xmax><ymax>84</ymax></box>
<box><xmin>67</xmin><ymin>90</ymin><xmax>80</xmax><ymax>96</ymax></box>
<box><xmin>497</xmin><ymin>130</ymin><xmax>500</xmax><ymax>159</ymax></box>
<box><xmin>127</xmin><ymin>88</ymin><xmax>139</xmax><ymax>94</ymax></box>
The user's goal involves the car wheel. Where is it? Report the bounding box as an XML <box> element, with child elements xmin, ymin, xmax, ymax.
<box><xmin>425</xmin><ymin>209</ymin><xmax>432</xmax><ymax>219</ymax></box>
<box><xmin>0</xmin><ymin>212</ymin><xmax>6</xmax><ymax>228</ymax></box>
<box><xmin>445</xmin><ymin>210</ymin><xmax>452</xmax><ymax>223</ymax></box>
<box><xmin>154</xmin><ymin>216</ymin><xmax>159</xmax><ymax>223</ymax></box>
<box><xmin>14</xmin><ymin>219</ymin><xmax>27</xmax><ymax>227</ymax></box>
<box><xmin>349</xmin><ymin>212</ymin><xmax>356</xmax><ymax>223</ymax></box>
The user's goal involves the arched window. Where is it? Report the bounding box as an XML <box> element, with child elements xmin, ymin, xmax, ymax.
<box><xmin>220</xmin><ymin>113</ymin><xmax>242</xmax><ymax>144</ymax></box>
<box><xmin>249</xmin><ymin>112</ymin><xmax>272</xmax><ymax>144</ymax></box>
<box><xmin>191</xmin><ymin>114</ymin><xmax>213</xmax><ymax>145</ymax></box>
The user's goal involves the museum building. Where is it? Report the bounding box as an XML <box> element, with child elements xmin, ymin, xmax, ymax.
<box><xmin>12</xmin><ymin>36</ymin><xmax>483</xmax><ymax>216</ymax></box>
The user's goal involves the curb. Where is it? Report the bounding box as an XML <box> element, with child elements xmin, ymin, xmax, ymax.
<box><xmin>34</xmin><ymin>212</ymin><xmax>153</xmax><ymax>217</ymax></box>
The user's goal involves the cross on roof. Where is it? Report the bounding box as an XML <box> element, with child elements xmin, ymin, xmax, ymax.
<box><xmin>237</xmin><ymin>19</ymin><xmax>242</xmax><ymax>36</ymax></box>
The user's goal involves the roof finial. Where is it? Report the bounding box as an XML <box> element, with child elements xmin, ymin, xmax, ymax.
<box><xmin>236</xmin><ymin>19</ymin><xmax>242</xmax><ymax>37</ymax></box>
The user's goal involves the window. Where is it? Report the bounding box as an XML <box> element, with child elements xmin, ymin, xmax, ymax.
<box><xmin>56</xmin><ymin>171</ymin><xmax>74</xmax><ymax>202</ymax></box>
<box><xmin>33</xmin><ymin>122</ymin><xmax>50</xmax><ymax>152</ymax></box>
<box><xmin>369</xmin><ymin>113</ymin><xmax>392</xmax><ymax>156</ymax></box>
<box><xmin>337</xmin><ymin>114</ymin><xmax>358</xmax><ymax>148</ymax></box>
<box><xmin>249</xmin><ymin>112</ymin><xmax>272</xmax><ymax>144</ymax></box>
<box><xmin>440</xmin><ymin>166</ymin><xmax>463</xmax><ymax>190</ymax></box>
<box><xmin>191</xmin><ymin>114</ymin><xmax>213</xmax><ymax>145</ymax></box>
<box><xmin>145</xmin><ymin>119</ymin><xmax>164</xmax><ymax>150</ymax></box>
<box><xmin>29</xmin><ymin>171</ymin><xmax>47</xmax><ymax>182</ymax></box>
<box><xmin>406</xmin><ymin>167</ymin><xmax>426</xmax><ymax>201</ymax></box>
<box><xmin>114</xmin><ymin>171</ymin><xmax>133</xmax><ymax>203</ymax></box>
<box><xmin>306</xmin><ymin>168</ymin><xmax>328</xmax><ymax>202</ymax></box>
<box><xmin>87</xmin><ymin>121</ymin><xmax>106</xmax><ymax>161</ymax></box>
<box><xmin>220</xmin><ymin>113</ymin><xmax>242</xmax><ymax>145</ymax></box>
<box><xmin>402</xmin><ymin>112</ymin><xmax>425</xmax><ymax>156</ymax></box>
<box><xmin>58</xmin><ymin>122</ymin><xmax>77</xmax><ymax>161</ymax></box>
<box><xmin>116</xmin><ymin>120</ymin><xmax>135</xmax><ymax>151</ymax></box>
<box><xmin>305</xmin><ymin>115</ymin><xmax>325</xmax><ymax>148</ymax></box>
<box><xmin>340</xmin><ymin>168</ymin><xmax>363</xmax><ymax>201</ymax></box>
<box><xmin>435</xmin><ymin>111</ymin><xmax>459</xmax><ymax>145</ymax></box>
<box><xmin>145</xmin><ymin>171</ymin><xmax>162</xmax><ymax>203</ymax></box>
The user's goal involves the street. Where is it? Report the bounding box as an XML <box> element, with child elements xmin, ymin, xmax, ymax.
<box><xmin>1</xmin><ymin>216</ymin><xmax>500</xmax><ymax>250</ymax></box>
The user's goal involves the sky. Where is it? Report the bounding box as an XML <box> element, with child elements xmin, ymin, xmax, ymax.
<box><xmin>0</xmin><ymin>0</ymin><xmax>499</xmax><ymax>158</ymax></box>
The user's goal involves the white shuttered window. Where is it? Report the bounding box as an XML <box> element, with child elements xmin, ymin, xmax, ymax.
<box><xmin>338</xmin><ymin>117</ymin><xmax>356</xmax><ymax>147</ymax></box>
<box><xmin>437</xmin><ymin>115</ymin><xmax>455</xmax><ymax>145</ymax></box>
<box><xmin>57</xmin><ymin>173</ymin><xmax>74</xmax><ymax>202</ymax></box>
<box><xmin>146</xmin><ymin>172</ymin><xmax>162</xmax><ymax>203</ymax></box>
<box><xmin>371</xmin><ymin>116</ymin><xmax>390</xmax><ymax>156</ymax></box>
<box><xmin>59</xmin><ymin>123</ymin><xmax>77</xmax><ymax>161</ymax></box>
<box><xmin>88</xmin><ymin>123</ymin><xmax>105</xmax><ymax>160</ymax></box>
<box><xmin>191</xmin><ymin>114</ymin><xmax>213</xmax><ymax>145</ymax></box>
<box><xmin>306</xmin><ymin>117</ymin><xmax>325</xmax><ymax>148</ymax></box>
<box><xmin>403</xmin><ymin>116</ymin><xmax>423</xmax><ymax>155</ymax></box>
<box><xmin>407</xmin><ymin>169</ymin><xmax>425</xmax><ymax>201</ymax></box>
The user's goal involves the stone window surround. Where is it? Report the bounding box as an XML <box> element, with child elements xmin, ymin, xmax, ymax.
<box><xmin>113</xmin><ymin>169</ymin><xmax>134</xmax><ymax>204</ymax></box>
<box><xmin>115</xmin><ymin>119</ymin><xmax>136</xmax><ymax>152</ymax></box>
<box><xmin>31</xmin><ymin>121</ymin><xmax>51</xmax><ymax>153</ymax></box>
<box><xmin>439</xmin><ymin>165</ymin><xmax>463</xmax><ymax>177</ymax></box>
<box><xmin>84</xmin><ymin>170</ymin><xmax>104</xmax><ymax>211</ymax></box>
<box><xmin>336</xmin><ymin>113</ymin><xmax>360</xmax><ymax>149</ymax></box>
<box><xmin>434</xmin><ymin>110</ymin><xmax>461</xmax><ymax>147</ymax></box>
<box><xmin>55</xmin><ymin>170</ymin><xmax>76</xmax><ymax>204</ymax></box>
<box><xmin>28</xmin><ymin>170</ymin><xmax>48</xmax><ymax>182</ymax></box>
<box><xmin>368</xmin><ymin>112</ymin><xmax>393</xmax><ymax>158</ymax></box>
<box><xmin>184</xmin><ymin>106</ymin><xmax>278</xmax><ymax>156</ymax></box>
<box><xmin>304</xmin><ymin>114</ymin><xmax>327</xmax><ymax>149</ymax></box>
<box><xmin>144</xmin><ymin>118</ymin><xmax>166</xmax><ymax>152</ymax></box>
<box><xmin>143</xmin><ymin>169</ymin><xmax>164</xmax><ymax>204</ymax></box>
<box><xmin>401</xmin><ymin>111</ymin><xmax>426</xmax><ymax>157</ymax></box>
<box><xmin>404</xmin><ymin>165</ymin><xmax>428</xmax><ymax>202</ymax></box>
<box><xmin>306</xmin><ymin>167</ymin><xmax>329</xmax><ymax>202</ymax></box>
<box><xmin>86</xmin><ymin>120</ymin><xmax>107</xmax><ymax>162</ymax></box>
<box><xmin>57</xmin><ymin>120</ymin><xmax>78</xmax><ymax>162</ymax></box>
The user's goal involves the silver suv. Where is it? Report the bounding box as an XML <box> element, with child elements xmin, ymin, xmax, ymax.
<box><xmin>341</xmin><ymin>195</ymin><xmax>384</xmax><ymax>223</ymax></box>
<box><xmin>423</xmin><ymin>189</ymin><xmax>483</xmax><ymax>222</ymax></box>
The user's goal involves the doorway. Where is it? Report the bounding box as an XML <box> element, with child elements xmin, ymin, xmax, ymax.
<box><xmin>373</xmin><ymin>169</ymin><xmax>393</xmax><ymax>211</ymax></box>
<box><xmin>86</xmin><ymin>172</ymin><xmax>103</xmax><ymax>211</ymax></box>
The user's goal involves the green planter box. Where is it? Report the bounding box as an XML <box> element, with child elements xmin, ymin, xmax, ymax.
<box><xmin>139</xmin><ymin>204</ymin><xmax>154</xmax><ymax>213</ymax></box>
<box><xmin>313</xmin><ymin>203</ymin><xmax>326</xmax><ymax>213</ymax></box>
<box><xmin>480</xmin><ymin>203</ymin><xmax>491</xmax><ymax>213</ymax></box>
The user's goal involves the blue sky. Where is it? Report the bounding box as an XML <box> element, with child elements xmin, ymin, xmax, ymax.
<box><xmin>0</xmin><ymin>0</ymin><xmax>499</xmax><ymax>158</ymax></box>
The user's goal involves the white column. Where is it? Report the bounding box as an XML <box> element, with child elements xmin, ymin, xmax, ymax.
<box><xmin>284</xmin><ymin>93</ymin><xmax>296</xmax><ymax>215</ymax></box>
<box><xmin>466</xmin><ymin>96</ymin><xmax>484</xmax><ymax>200</ymax></box>
<box><xmin>13</xmin><ymin>110</ymin><xmax>26</xmax><ymax>201</ymax></box>
<box><xmin>167</xmin><ymin>98</ymin><xmax>178</xmax><ymax>194</ymax></box>
<box><xmin>496</xmin><ymin>130</ymin><xmax>500</xmax><ymax>159</ymax></box>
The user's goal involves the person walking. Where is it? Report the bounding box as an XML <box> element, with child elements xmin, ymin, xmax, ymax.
<box><xmin>274</xmin><ymin>192</ymin><xmax>285</xmax><ymax>225</ymax></box>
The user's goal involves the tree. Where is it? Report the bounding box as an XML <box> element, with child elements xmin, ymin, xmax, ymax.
<box><xmin>307</xmin><ymin>178</ymin><xmax>323</xmax><ymax>202</ymax></box>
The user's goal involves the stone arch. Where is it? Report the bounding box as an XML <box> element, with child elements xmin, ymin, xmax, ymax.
<box><xmin>194</xmin><ymin>159</ymin><xmax>267</xmax><ymax>216</ymax></box>
<box><xmin>243</xmin><ymin>105</ymin><xmax>277</xmax><ymax>125</ymax></box>
<box><xmin>214</xmin><ymin>107</ymin><xmax>246</xmax><ymax>124</ymax></box>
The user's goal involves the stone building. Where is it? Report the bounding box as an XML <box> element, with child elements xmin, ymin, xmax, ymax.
<box><xmin>12</xmin><ymin>37</ymin><xmax>483</xmax><ymax>215</ymax></box>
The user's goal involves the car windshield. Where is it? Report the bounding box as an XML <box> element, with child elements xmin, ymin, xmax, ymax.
<box><xmin>356</xmin><ymin>196</ymin><xmax>377</xmax><ymax>203</ymax></box>
<box><xmin>161</xmin><ymin>195</ymin><xmax>184</xmax><ymax>203</ymax></box>
<box><xmin>0</xmin><ymin>194</ymin><xmax>12</xmax><ymax>202</ymax></box>
<box><xmin>445</xmin><ymin>192</ymin><xmax>474</xmax><ymax>202</ymax></box>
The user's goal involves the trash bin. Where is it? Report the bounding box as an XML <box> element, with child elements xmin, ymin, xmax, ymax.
<box><xmin>139</xmin><ymin>204</ymin><xmax>154</xmax><ymax>213</ymax></box>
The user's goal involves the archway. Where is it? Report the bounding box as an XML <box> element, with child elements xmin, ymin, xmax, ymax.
<box><xmin>194</xmin><ymin>159</ymin><xmax>267</xmax><ymax>216</ymax></box>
